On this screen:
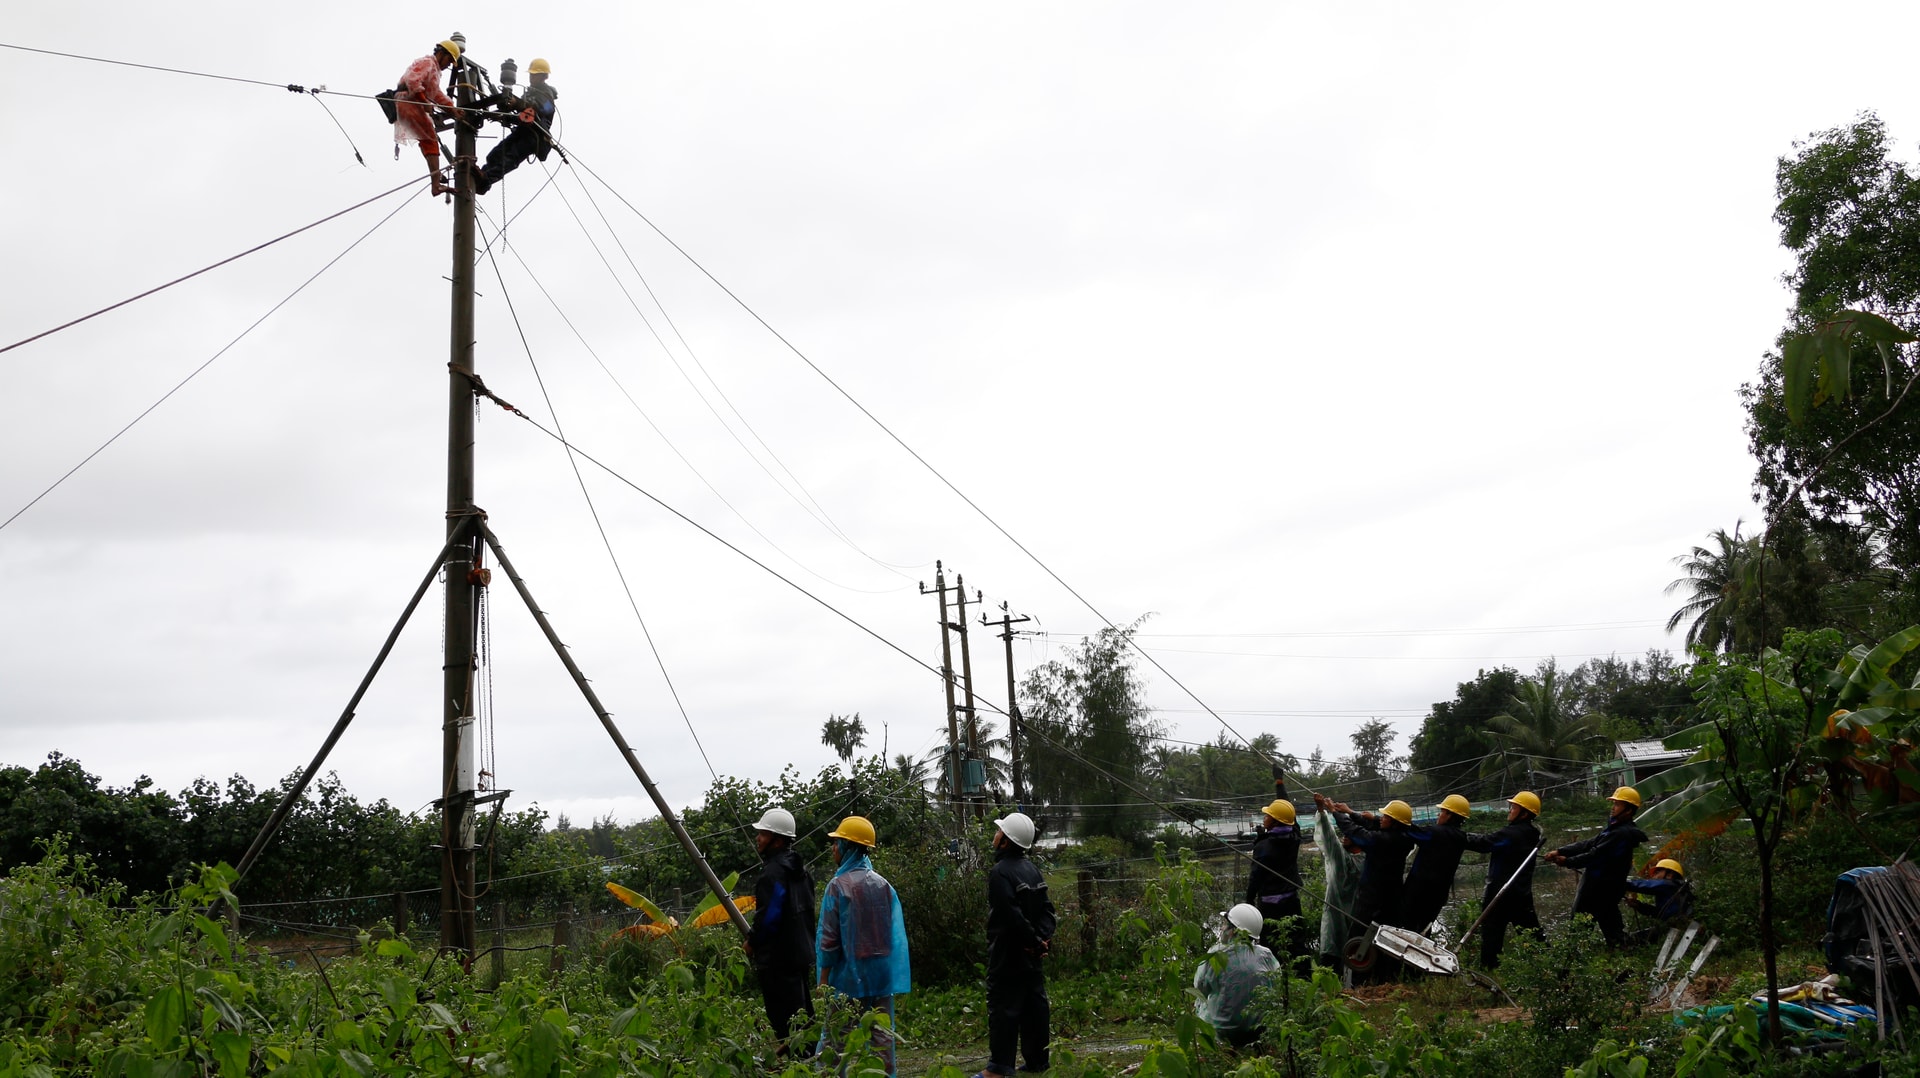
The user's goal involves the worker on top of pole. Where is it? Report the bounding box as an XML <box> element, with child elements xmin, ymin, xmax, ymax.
<box><xmin>1545</xmin><ymin>786</ymin><xmax>1647</xmax><ymax>947</ymax></box>
<box><xmin>1392</xmin><ymin>794</ymin><xmax>1472</xmax><ymax>935</ymax></box>
<box><xmin>1463</xmin><ymin>790</ymin><xmax>1542</xmax><ymax>969</ymax></box>
<box><xmin>394</xmin><ymin>40</ymin><xmax>460</xmax><ymax>197</ymax></box>
<box><xmin>474</xmin><ymin>57</ymin><xmax>559</xmax><ymax>196</ymax></box>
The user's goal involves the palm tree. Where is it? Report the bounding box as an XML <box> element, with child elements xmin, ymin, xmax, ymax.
<box><xmin>820</xmin><ymin>713</ymin><xmax>867</xmax><ymax>764</ymax></box>
<box><xmin>1480</xmin><ymin>660</ymin><xmax>1610</xmax><ymax>791</ymax></box>
<box><xmin>923</xmin><ymin>717</ymin><xmax>1012</xmax><ymax>800</ymax></box>
<box><xmin>1665</xmin><ymin>527</ymin><xmax>1756</xmax><ymax>653</ymax></box>
<box><xmin>890</xmin><ymin>752</ymin><xmax>931</xmax><ymax>790</ymax></box>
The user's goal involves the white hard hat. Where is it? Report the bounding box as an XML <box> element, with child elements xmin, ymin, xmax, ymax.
<box><xmin>1227</xmin><ymin>903</ymin><xmax>1264</xmax><ymax>936</ymax></box>
<box><xmin>993</xmin><ymin>812</ymin><xmax>1037</xmax><ymax>849</ymax></box>
<box><xmin>752</xmin><ymin>807</ymin><xmax>797</xmax><ymax>838</ymax></box>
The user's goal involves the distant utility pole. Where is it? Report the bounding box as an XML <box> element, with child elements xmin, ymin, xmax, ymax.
<box><xmin>919</xmin><ymin>562</ymin><xmax>965</xmax><ymax>828</ymax></box>
<box><xmin>440</xmin><ymin>43</ymin><xmax>482</xmax><ymax>959</ymax></box>
<box><xmin>985</xmin><ymin>600</ymin><xmax>1034</xmax><ymax>808</ymax></box>
<box><xmin>954</xmin><ymin>580</ymin><xmax>980</xmax><ymax>819</ymax></box>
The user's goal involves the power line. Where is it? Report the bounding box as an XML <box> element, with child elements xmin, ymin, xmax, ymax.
<box><xmin>0</xmin><ymin>185</ymin><xmax>428</xmax><ymax>534</ymax></box>
<box><xmin>553</xmin><ymin>151</ymin><xmax>1314</xmax><ymax>790</ymax></box>
<box><xmin>554</xmin><ymin>165</ymin><xmax>915</xmax><ymax>578</ymax></box>
<box><xmin>0</xmin><ymin>41</ymin><xmax>493</xmax><ymax>113</ymax></box>
<box><xmin>469</xmin><ymin>388</ymin><xmax>952</xmax><ymax>687</ymax></box>
<box><xmin>1046</xmin><ymin>619</ymin><xmax>1669</xmax><ymax>640</ymax></box>
<box><xmin>474</xmin><ymin>210</ymin><xmax>900</xmax><ymax>597</ymax></box>
<box><xmin>0</xmin><ymin>178</ymin><xmax>422</xmax><ymax>357</ymax></box>
<box><xmin>475</xmin><ymin>216</ymin><xmax>747</xmax><ymax>850</ymax></box>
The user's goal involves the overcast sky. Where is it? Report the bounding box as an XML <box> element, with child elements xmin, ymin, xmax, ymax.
<box><xmin>5</xmin><ymin>3</ymin><xmax>1916</xmax><ymax>829</ymax></box>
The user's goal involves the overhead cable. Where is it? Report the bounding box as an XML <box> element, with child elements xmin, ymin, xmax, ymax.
<box><xmin>554</xmin><ymin>165</ymin><xmax>914</xmax><ymax>577</ymax></box>
<box><xmin>0</xmin><ymin>184</ymin><xmax>428</xmax><ymax>533</ymax></box>
<box><xmin>0</xmin><ymin>178</ymin><xmax>421</xmax><ymax>358</ymax></box>
<box><xmin>543</xmin><ymin>166</ymin><xmax>915</xmax><ymax>583</ymax></box>
<box><xmin>474</xmin><ymin>216</ymin><xmax>747</xmax><ymax>848</ymax></box>
<box><xmin>553</xmin><ymin>151</ymin><xmax>1307</xmax><ymax>785</ymax></box>
<box><xmin>474</xmin><ymin>211</ymin><xmax>894</xmax><ymax>596</ymax></box>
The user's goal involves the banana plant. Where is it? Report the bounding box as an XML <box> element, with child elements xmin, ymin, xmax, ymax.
<box><xmin>1639</xmin><ymin>625</ymin><xmax>1920</xmax><ymax>835</ymax></box>
<box><xmin>604</xmin><ymin>876</ymin><xmax>756</xmax><ymax>941</ymax></box>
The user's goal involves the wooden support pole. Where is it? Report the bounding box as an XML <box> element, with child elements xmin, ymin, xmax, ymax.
<box><xmin>550</xmin><ymin>901</ymin><xmax>573</xmax><ymax>973</ymax></box>
<box><xmin>491</xmin><ymin>903</ymin><xmax>506</xmax><ymax>984</ymax></box>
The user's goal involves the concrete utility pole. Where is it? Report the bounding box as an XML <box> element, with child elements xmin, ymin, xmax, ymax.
<box><xmin>919</xmin><ymin>562</ymin><xmax>965</xmax><ymax>827</ymax></box>
<box><xmin>440</xmin><ymin>43</ymin><xmax>481</xmax><ymax>957</ymax></box>
<box><xmin>954</xmin><ymin>579</ymin><xmax>979</xmax><ymax>817</ymax></box>
<box><xmin>985</xmin><ymin>600</ymin><xmax>1033</xmax><ymax>807</ymax></box>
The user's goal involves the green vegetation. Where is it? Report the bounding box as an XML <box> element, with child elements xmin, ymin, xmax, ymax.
<box><xmin>8</xmin><ymin>113</ymin><xmax>1920</xmax><ymax>1077</ymax></box>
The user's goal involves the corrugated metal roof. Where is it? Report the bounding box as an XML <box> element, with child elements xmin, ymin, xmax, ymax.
<box><xmin>1615</xmin><ymin>739</ymin><xmax>1692</xmax><ymax>763</ymax></box>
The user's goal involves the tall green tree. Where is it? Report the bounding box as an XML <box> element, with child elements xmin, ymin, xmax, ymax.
<box><xmin>1019</xmin><ymin>622</ymin><xmax>1163</xmax><ymax>839</ymax></box>
<box><xmin>1667</xmin><ymin>522</ymin><xmax>1892</xmax><ymax>655</ymax></box>
<box><xmin>819</xmin><ymin>713</ymin><xmax>867</xmax><ymax>764</ymax></box>
<box><xmin>1746</xmin><ymin>114</ymin><xmax>1920</xmax><ymax>619</ymax></box>
<box><xmin>1643</xmin><ymin>627</ymin><xmax>1920</xmax><ymax>1049</ymax></box>
<box><xmin>1479</xmin><ymin>660</ymin><xmax>1609</xmax><ymax>792</ymax></box>
<box><xmin>1564</xmin><ymin>650</ymin><xmax>1693</xmax><ymax>738</ymax></box>
<box><xmin>1342</xmin><ymin>719</ymin><xmax>1401</xmax><ymax>803</ymax></box>
<box><xmin>1409</xmin><ymin>667</ymin><xmax>1518</xmax><ymax>798</ymax></box>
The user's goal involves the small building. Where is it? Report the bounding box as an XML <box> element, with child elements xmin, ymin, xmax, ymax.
<box><xmin>1611</xmin><ymin>739</ymin><xmax>1693</xmax><ymax>787</ymax></box>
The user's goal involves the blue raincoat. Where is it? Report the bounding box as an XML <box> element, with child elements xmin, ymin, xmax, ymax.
<box><xmin>815</xmin><ymin>850</ymin><xmax>912</xmax><ymax>999</ymax></box>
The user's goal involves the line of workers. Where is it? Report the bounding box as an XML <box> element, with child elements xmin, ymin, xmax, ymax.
<box><xmin>1245</xmin><ymin>776</ymin><xmax>1690</xmax><ymax>978</ymax></box>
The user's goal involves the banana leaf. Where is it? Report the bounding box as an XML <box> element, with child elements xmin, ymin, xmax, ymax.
<box><xmin>688</xmin><ymin>872</ymin><xmax>740</xmax><ymax>920</ymax></box>
<box><xmin>1837</xmin><ymin>625</ymin><xmax>1920</xmax><ymax>707</ymax></box>
<box><xmin>1637</xmin><ymin>776</ymin><xmax>1739</xmax><ymax>832</ymax></box>
<box><xmin>605</xmin><ymin>882</ymin><xmax>674</xmax><ymax>927</ymax></box>
<box><xmin>1637</xmin><ymin>758</ymin><xmax>1724</xmax><ymax>801</ymax></box>
<box><xmin>686</xmin><ymin>896</ymin><xmax>756</xmax><ymax>929</ymax></box>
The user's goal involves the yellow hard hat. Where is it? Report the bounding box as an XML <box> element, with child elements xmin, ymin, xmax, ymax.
<box><xmin>828</xmin><ymin>815</ymin><xmax>876</xmax><ymax>847</ymax></box>
<box><xmin>1655</xmin><ymin>858</ymin><xmax>1685</xmax><ymax>877</ymax></box>
<box><xmin>436</xmin><ymin>39</ymin><xmax>462</xmax><ymax>61</ymax></box>
<box><xmin>1438</xmin><ymin>794</ymin><xmax>1472</xmax><ymax>818</ymax></box>
<box><xmin>1507</xmin><ymin>791</ymin><xmax>1542</xmax><ymax>815</ymax></box>
<box><xmin>1611</xmin><ymin>786</ymin><xmax>1643</xmax><ymax>808</ymax></box>
<box><xmin>1380</xmin><ymin>800</ymin><xmax>1414</xmax><ymax>826</ymax></box>
<box><xmin>1263</xmin><ymin>799</ymin><xmax>1296</xmax><ymax>825</ymax></box>
<box><xmin>527</xmin><ymin>57</ymin><xmax>552</xmax><ymax>75</ymax></box>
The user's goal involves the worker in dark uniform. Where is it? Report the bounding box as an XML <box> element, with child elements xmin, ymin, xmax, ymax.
<box><xmin>1394</xmin><ymin>794</ymin><xmax>1472</xmax><ymax>934</ymax></box>
<box><xmin>474</xmin><ymin>57</ymin><xmax>558</xmax><ymax>195</ymax></box>
<box><xmin>745</xmin><ymin>806</ymin><xmax>816</xmax><ymax>1057</ymax></box>
<box><xmin>1546</xmin><ymin>786</ymin><xmax>1647</xmax><ymax>947</ymax></box>
<box><xmin>1315</xmin><ymin>794</ymin><xmax>1415</xmax><ymax>930</ymax></box>
<box><xmin>982</xmin><ymin>812</ymin><xmax>1055</xmax><ymax>1078</ymax></box>
<box><xmin>1623</xmin><ymin>858</ymin><xmax>1692</xmax><ymax>943</ymax></box>
<box><xmin>1245</xmin><ymin>798</ymin><xmax>1307</xmax><ymax>969</ymax></box>
<box><xmin>1463</xmin><ymin>790</ymin><xmax>1542</xmax><ymax>969</ymax></box>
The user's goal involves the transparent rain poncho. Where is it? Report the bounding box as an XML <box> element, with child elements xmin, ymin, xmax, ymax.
<box><xmin>815</xmin><ymin>851</ymin><xmax>912</xmax><ymax>1000</ymax></box>
<box><xmin>1193</xmin><ymin>936</ymin><xmax>1280</xmax><ymax>1037</ymax></box>
<box><xmin>1317</xmin><ymin>809</ymin><xmax>1362</xmax><ymax>962</ymax></box>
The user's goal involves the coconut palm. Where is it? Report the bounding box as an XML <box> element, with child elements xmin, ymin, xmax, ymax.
<box><xmin>1480</xmin><ymin>660</ymin><xmax>1610</xmax><ymax>791</ymax></box>
<box><xmin>923</xmin><ymin>717</ymin><xmax>1012</xmax><ymax>800</ymax></box>
<box><xmin>1665</xmin><ymin>527</ymin><xmax>1757</xmax><ymax>653</ymax></box>
<box><xmin>890</xmin><ymin>752</ymin><xmax>931</xmax><ymax>790</ymax></box>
